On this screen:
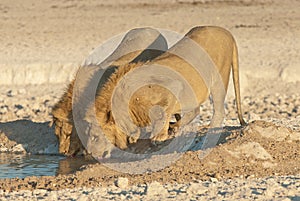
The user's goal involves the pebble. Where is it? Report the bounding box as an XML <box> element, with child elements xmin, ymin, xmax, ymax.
<box><xmin>115</xmin><ymin>177</ymin><xmax>129</xmax><ymax>189</ymax></box>
<box><xmin>210</xmin><ymin>177</ymin><xmax>219</xmax><ymax>183</ymax></box>
<box><xmin>76</xmin><ymin>194</ymin><xmax>89</xmax><ymax>201</ymax></box>
<box><xmin>0</xmin><ymin>80</ymin><xmax>299</xmax><ymax>200</ymax></box>
<box><xmin>186</xmin><ymin>182</ymin><xmax>208</xmax><ymax>195</ymax></box>
<box><xmin>0</xmin><ymin>84</ymin><xmax>64</xmax><ymax>122</ymax></box>
<box><xmin>12</xmin><ymin>144</ymin><xmax>26</xmax><ymax>153</ymax></box>
<box><xmin>6</xmin><ymin>90</ymin><xmax>15</xmax><ymax>97</ymax></box>
<box><xmin>0</xmin><ymin>147</ymin><xmax>8</xmax><ymax>152</ymax></box>
<box><xmin>146</xmin><ymin>181</ymin><xmax>168</xmax><ymax>196</ymax></box>
<box><xmin>0</xmin><ymin>171</ymin><xmax>299</xmax><ymax>200</ymax></box>
<box><xmin>17</xmin><ymin>89</ymin><xmax>27</xmax><ymax>94</ymax></box>
<box><xmin>1</xmin><ymin>85</ymin><xmax>299</xmax><ymax>130</ymax></box>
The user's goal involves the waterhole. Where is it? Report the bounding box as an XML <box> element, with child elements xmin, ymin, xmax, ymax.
<box><xmin>0</xmin><ymin>153</ymin><xmax>96</xmax><ymax>179</ymax></box>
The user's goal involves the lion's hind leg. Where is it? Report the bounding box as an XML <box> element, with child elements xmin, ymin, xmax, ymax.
<box><xmin>209</xmin><ymin>82</ymin><xmax>226</xmax><ymax>128</ymax></box>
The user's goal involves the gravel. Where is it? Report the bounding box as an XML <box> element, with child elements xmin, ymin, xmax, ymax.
<box><xmin>0</xmin><ymin>0</ymin><xmax>299</xmax><ymax>199</ymax></box>
<box><xmin>0</xmin><ymin>175</ymin><xmax>299</xmax><ymax>200</ymax></box>
<box><xmin>0</xmin><ymin>84</ymin><xmax>299</xmax><ymax>200</ymax></box>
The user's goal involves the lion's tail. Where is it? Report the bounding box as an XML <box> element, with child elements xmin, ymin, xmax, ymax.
<box><xmin>232</xmin><ymin>41</ymin><xmax>247</xmax><ymax>126</ymax></box>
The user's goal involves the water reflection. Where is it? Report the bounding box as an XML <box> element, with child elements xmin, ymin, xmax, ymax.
<box><xmin>0</xmin><ymin>153</ymin><xmax>96</xmax><ymax>179</ymax></box>
<box><xmin>56</xmin><ymin>155</ymin><xmax>97</xmax><ymax>175</ymax></box>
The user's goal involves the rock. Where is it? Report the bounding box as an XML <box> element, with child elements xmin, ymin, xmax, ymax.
<box><xmin>17</xmin><ymin>88</ymin><xmax>27</xmax><ymax>94</ymax></box>
<box><xmin>0</xmin><ymin>147</ymin><xmax>8</xmax><ymax>152</ymax></box>
<box><xmin>115</xmin><ymin>177</ymin><xmax>129</xmax><ymax>189</ymax></box>
<box><xmin>47</xmin><ymin>193</ymin><xmax>58</xmax><ymax>200</ymax></box>
<box><xmin>76</xmin><ymin>194</ymin><xmax>89</xmax><ymax>201</ymax></box>
<box><xmin>262</xmin><ymin>161</ymin><xmax>277</xmax><ymax>168</ymax></box>
<box><xmin>186</xmin><ymin>182</ymin><xmax>208</xmax><ymax>195</ymax></box>
<box><xmin>282</xmin><ymin>180</ymin><xmax>291</xmax><ymax>186</ymax></box>
<box><xmin>253</xmin><ymin>122</ymin><xmax>291</xmax><ymax>141</ymax></box>
<box><xmin>32</xmin><ymin>189</ymin><xmax>48</xmax><ymax>196</ymax></box>
<box><xmin>280</xmin><ymin>65</ymin><xmax>300</xmax><ymax>83</ymax></box>
<box><xmin>15</xmin><ymin>109</ymin><xmax>24</xmax><ymax>117</ymax></box>
<box><xmin>235</xmin><ymin>142</ymin><xmax>272</xmax><ymax>160</ymax></box>
<box><xmin>13</xmin><ymin>144</ymin><xmax>26</xmax><ymax>153</ymax></box>
<box><xmin>6</xmin><ymin>90</ymin><xmax>15</xmax><ymax>97</ymax></box>
<box><xmin>146</xmin><ymin>181</ymin><xmax>168</xmax><ymax>196</ymax></box>
<box><xmin>0</xmin><ymin>105</ymin><xmax>8</xmax><ymax>113</ymax></box>
<box><xmin>289</xmin><ymin>131</ymin><xmax>300</xmax><ymax>141</ymax></box>
<box><xmin>14</xmin><ymin>104</ymin><xmax>23</xmax><ymax>110</ymax></box>
<box><xmin>210</xmin><ymin>177</ymin><xmax>219</xmax><ymax>183</ymax></box>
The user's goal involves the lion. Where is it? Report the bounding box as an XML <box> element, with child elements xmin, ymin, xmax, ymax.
<box><xmin>51</xmin><ymin>27</ymin><xmax>168</xmax><ymax>155</ymax></box>
<box><xmin>87</xmin><ymin>26</ymin><xmax>246</xmax><ymax>157</ymax></box>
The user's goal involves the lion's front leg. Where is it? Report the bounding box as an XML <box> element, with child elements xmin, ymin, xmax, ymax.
<box><xmin>150</xmin><ymin>119</ymin><xmax>170</xmax><ymax>144</ymax></box>
<box><xmin>150</xmin><ymin>108</ymin><xmax>172</xmax><ymax>144</ymax></box>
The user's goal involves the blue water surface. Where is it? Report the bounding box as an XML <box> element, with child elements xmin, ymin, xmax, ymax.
<box><xmin>0</xmin><ymin>153</ymin><xmax>95</xmax><ymax>179</ymax></box>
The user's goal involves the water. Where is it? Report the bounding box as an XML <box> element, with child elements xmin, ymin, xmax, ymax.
<box><xmin>0</xmin><ymin>153</ymin><xmax>96</xmax><ymax>179</ymax></box>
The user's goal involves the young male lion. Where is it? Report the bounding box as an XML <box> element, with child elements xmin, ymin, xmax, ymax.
<box><xmin>89</xmin><ymin>26</ymin><xmax>246</xmax><ymax>157</ymax></box>
<box><xmin>51</xmin><ymin>27</ymin><xmax>168</xmax><ymax>155</ymax></box>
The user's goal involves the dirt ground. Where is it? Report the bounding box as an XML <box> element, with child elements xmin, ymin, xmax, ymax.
<box><xmin>0</xmin><ymin>0</ymin><xmax>299</xmax><ymax>199</ymax></box>
<box><xmin>1</xmin><ymin>120</ymin><xmax>299</xmax><ymax>192</ymax></box>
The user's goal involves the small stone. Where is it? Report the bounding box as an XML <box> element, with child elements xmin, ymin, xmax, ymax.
<box><xmin>32</xmin><ymin>102</ymin><xmax>40</xmax><ymax>111</ymax></box>
<box><xmin>15</xmin><ymin>109</ymin><xmax>24</xmax><ymax>117</ymax></box>
<box><xmin>0</xmin><ymin>105</ymin><xmax>8</xmax><ymax>113</ymax></box>
<box><xmin>119</xmin><ymin>194</ymin><xmax>127</xmax><ymax>200</ymax></box>
<box><xmin>13</xmin><ymin>144</ymin><xmax>26</xmax><ymax>153</ymax></box>
<box><xmin>6</xmin><ymin>90</ymin><xmax>15</xmax><ymax>97</ymax></box>
<box><xmin>115</xmin><ymin>177</ymin><xmax>129</xmax><ymax>189</ymax></box>
<box><xmin>282</xmin><ymin>180</ymin><xmax>291</xmax><ymax>186</ymax></box>
<box><xmin>210</xmin><ymin>177</ymin><xmax>218</xmax><ymax>183</ymax></box>
<box><xmin>263</xmin><ymin>188</ymin><xmax>275</xmax><ymax>198</ymax></box>
<box><xmin>14</xmin><ymin>104</ymin><xmax>24</xmax><ymax>110</ymax></box>
<box><xmin>33</xmin><ymin>189</ymin><xmax>48</xmax><ymax>196</ymax></box>
<box><xmin>17</xmin><ymin>88</ymin><xmax>27</xmax><ymax>94</ymax></box>
<box><xmin>0</xmin><ymin>147</ymin><xmax>8</xmax><ymax>152</ymax></box>
<box><xmin>77</xmin><ymin>194</ymin><xmax>89</xmax><ymax>201</ymax></box>
<box><xmin>262</xmin><ymin>161</ymin><xmax>277</xmax><ymax>168</ymax></box>
<box><xmin>47</xmin><ymin>193</ymin><xmax>58</xmax><ymax>200</ymax></box>
<box><xmin>146</xmin><ymin>181</ymin><xmax>168</xmax><ymax>196</ymax></box>
<box><xmin>187</xmin><ymin>182</ymin><xmax>208</xmax><ymax>195</ymax></box>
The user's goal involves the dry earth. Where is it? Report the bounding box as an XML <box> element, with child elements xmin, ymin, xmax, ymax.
<box><xmin>0</xmin><ymin>0</ymin><xmax>299</xmax><ymax>200</ymax></box>
<box><xmin>0</xmin><ymin>82</ymin><xmax>299</xmax><ymax>200</ymax></box>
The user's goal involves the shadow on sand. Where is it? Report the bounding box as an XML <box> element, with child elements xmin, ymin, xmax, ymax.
<box><xmin>0</xmin><ymin>120</ymin><xmax>96</xmax><ymax>177</ymax></box>
<box><xmin>0</xmin><ymin>120</ymin><xmax>245</xmax><ymax>176</ymax></box>
<box><xmin>0</xmin><ymin>120</ymin><xmax>57</xmax><ymax>154</ymax></box>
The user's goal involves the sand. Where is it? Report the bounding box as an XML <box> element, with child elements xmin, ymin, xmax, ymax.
<box><xmin>0</xmin><ymin>0</ymin><xmax>299</xmax><ymax>200</ymax></box>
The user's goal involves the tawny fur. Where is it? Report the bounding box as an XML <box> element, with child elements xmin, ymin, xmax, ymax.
<box><xmin>52</xmin><ymin>80</ymin><xmax>75</xmax><ymax>154</ymax></box>
<box><xmin>53</xmin><ymin>26</ymin><xmax>246</xmax><ymax>156</ymax></box>
<box><xmin>52</xmin><ymin>28</ymin><xmax>167</xmax><ymax>155</ymax></box>
<box><xmin>93</xmin><ymin>26</ymin><xmax>246</xmax><ymax>150</ymax></box>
